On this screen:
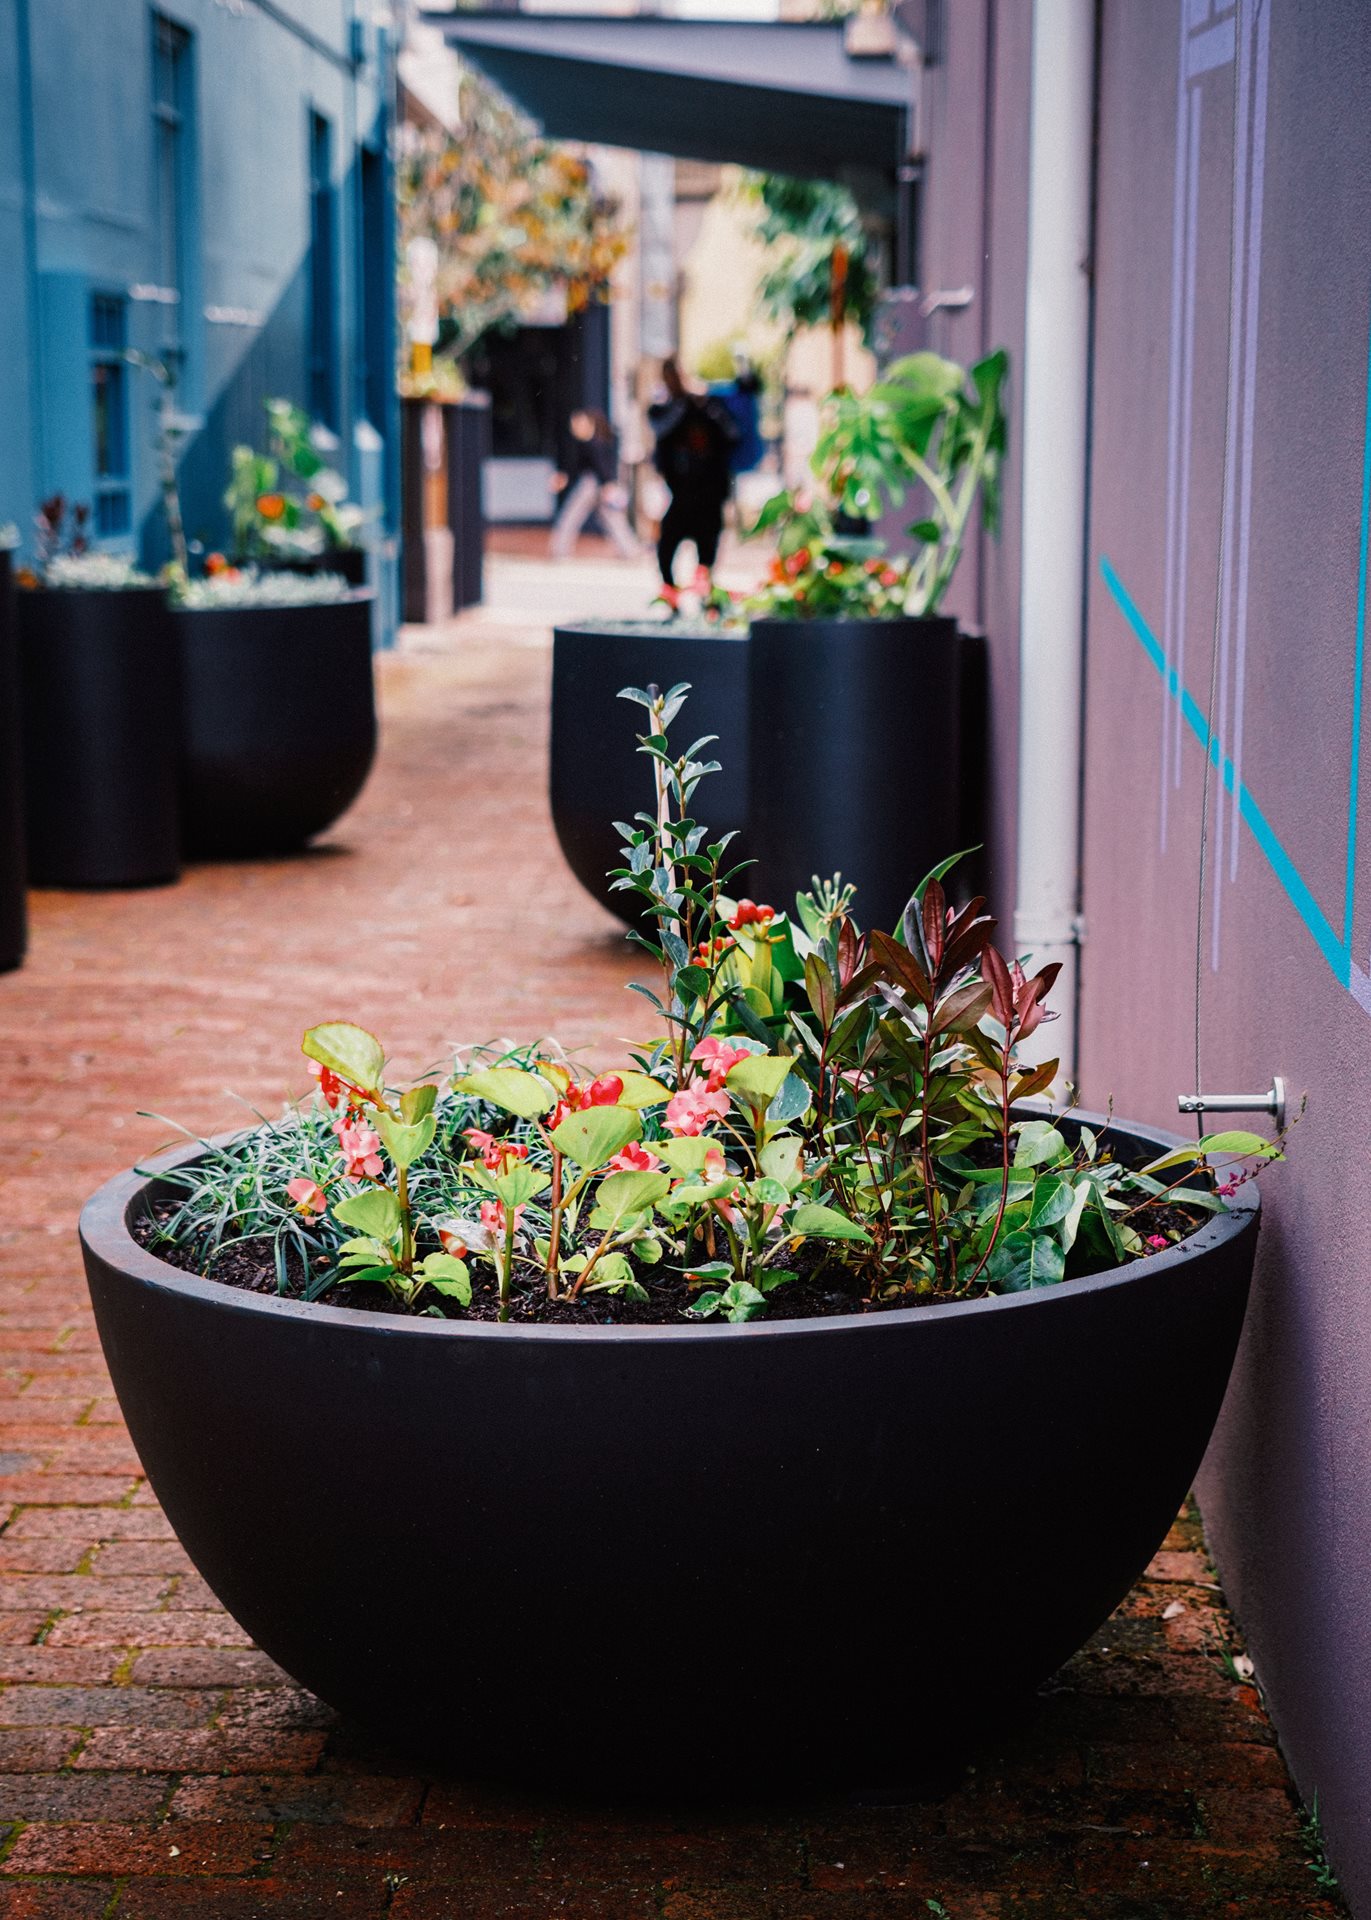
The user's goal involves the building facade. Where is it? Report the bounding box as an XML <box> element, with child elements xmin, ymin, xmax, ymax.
<box><xmin>0</xmin><ymin>0</ymin><xmax>396</xmax><ymax>597</ymax></box>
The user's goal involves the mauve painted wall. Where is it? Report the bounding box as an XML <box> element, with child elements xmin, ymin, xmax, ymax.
<box><xmin>917</xmin><ymin>0</ymin><xmax>1030</xmax><ymax>913</ymax></box>
<box><xmin>1081</xmin><ymin>1</ymin><xmax>1371</xmax><ymax>1908</ymax></box>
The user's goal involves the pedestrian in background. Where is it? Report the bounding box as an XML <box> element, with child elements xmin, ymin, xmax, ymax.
<box><xmin>549</xmin><ymin>410</ymin><xmax>640</xmax><ymax>560</ymax></box>
<box><xmin>648</xmin><ymin>356</ymin><xmax>739</xmax><ymax>591</ymax></box>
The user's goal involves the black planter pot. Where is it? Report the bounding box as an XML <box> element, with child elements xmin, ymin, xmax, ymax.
<box><xmin>0</xmin><ymin>552</ymin><xmax>25</xmax><ymax>968</ymax></box>
<box><xmin>174</xmin><ymin>593</ymin><xmax>377</xmax><ymax>859</ymax></box>
<box><xmin>748</xmin><ymin>616</ymin><xmax>987</xmax><ymax>932</ymax></box>
<box><xmin>261</xmin><ymin>548</ymin><xmax>369</xmax><ymax>589</ymax></box>
<box><xmin>80</xmin><ymin>1112</ymin><xmax>1258</xmax><ymax>1787</ymax></box>
<box><xmin>17</xmin><ymin>586</ymin><xmax>180</xmax><ymax>889</ymax></box>
<box><xmin>551</xmin><ymin>623</ymin><xmax>750</xmax><ymax>924</ymax></box>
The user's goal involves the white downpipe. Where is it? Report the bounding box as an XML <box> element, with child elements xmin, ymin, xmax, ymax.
<box><xmin>1014</xmin><ymin>0</ymin><xmax>1096</xmax><ymax>1077</ymax></box>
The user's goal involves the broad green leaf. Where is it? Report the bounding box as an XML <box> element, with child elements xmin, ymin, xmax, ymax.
<box><xmin>333</xmin><ymin>1189</ymin><xmax>402</xmax><ymax>1241</ymax></box>
<box><xmin>749</xmin><ymin>1177</ymin><xmax>792</xmax><ymax>1209</ymax></box>
<box><xmin>1013</xmin><ymin>1120</ymin><xmax>1068</xmax><ymax>1169</ymax></box>
<box><xmin>490</xmin><ymin>1164</ymin><xmax>550</xmax><ymax>1208</ymax></box>
<box><xmin>1142</xmin><ymin>1130</ymin><xmax>1281</xmax><ymax>1175</ymax></box>
<box><xmin>767</xmin><ymin>1073</ymin><xmax>812</xmax><ymax>1127</ymax></box>
<box><xmin>454</xmin><ymin>1067</ymin><xmax>558</xmax><ymax>1119</ymax></box>
<box><xmin>655</xmin><ymin>1136</ymin><xmax>713</xmax><ymax>1177</ymax></box>
<box><xmin>338</xmin><ymin>1235</ymin><xmax>393</xmax><ymax>1267</ymax></box>
<box><xmin>590</xmin><ymin>1169</ymin><xmax>671</xmax><ymax>1227</ymax></box>
<box><xmin>759</xmin><ymin>1269</ymin><xmax>795</xmax><ymax>1294</ymax></box>
<box><xmin>581</xmin><ymin>1251</ymin><xmax>647</xmax><ymax>1299</ymax></box>
<box><xmin>759</xmin><ymin>1136</ymin><xmax>804</xmax><ymax>1191</ymax></box>
<box><xmin>419</xmin><ymin>1253</ymin><xmax>471</xmax><ymax>1305</ymax></box>
<box><xmin>720</xmin><ymin>1281</ymin><xmax>767</xmax><ymax>1323</ymax></box>
<box><xmin>551</xmin><ymin>1105</ymin><xmax>641</xmax><ymax>1171</ymax></box>
<box><xmin>664</xmin><ymin>1177</ymin><xmax>740</xmax><ymax>1210</ymax></box>
<box><xmin>987</xmin><ymin>1229</ymin><xmax>1066</xmax><ymax>1292</ymax></box>
<box><xmin>374</xmin><ymin>1111</ymin><xmax>437</xmax><ymax>1170</ymax></box>
<box><xmin>790</xmin><ymin>1203</ymin><xmax>873</xmax><ymax>1244</ymax></box>
<box><xmin>684</xmin><ymin>1260</ymin><xmax>734</xmax><ymax>1283</ymax></box>
<box><xmin>303</xmin><ymin>1022</ymin><xmax>385</xmax><ymax>1096</ymax></box>
<box><xmin>615</xmin><ymin>1071</ymin><xmax>674</xmax><ymax>1109</ymax></box>
<box><xmin>1027</xmin><ymin>1176</ymin><xmax>1074</xmax><ymax>1232</ymax></box>
<box><xmin>726</xmin><ymin>1055</ymin><xmax>794</xmax><ymax>1109</ymax></box>
<box><xmin>401</xmin><ymin>1084</ymin><xmax>438</xmax><ymax>1124</ymax></box>
<box><xmin>336</xmin><ymin>1265</ymin><xmax>397</xmax><ymax>1288</ymax></box>
<box><xmin>1059</xmin><ymin>1180</ymin><xmax>1091</xmax><ymax>1253</ymax></box>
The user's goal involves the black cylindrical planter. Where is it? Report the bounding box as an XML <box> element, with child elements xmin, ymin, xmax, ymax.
<box><xmin>17</xmin><ymin>586</ymin><xmax>180</xmax><ymax>889</ymax></box>
<box><xmin>80</xmin><ymin>1112</ymin><xmax>1259</xmax><ymax>1786</ymax></box>
<box><xmin>261</xmin><ymin>548</ymin><xmax>368</xmax><ymax>588</ymax></box>
<box><xmin>450</xmin><ymin>395</ymin><xmax>490</xmax><ymax>612</ymax></box>
<box><xmin>174</xmin><ymin>593</ymin><xmax>377</xmax><ymax>859</ymax></box>
<box><xmin>0</xmin><ymin>552</ymin><xmax>25</xmax><ymax>967</ymax></box>
<box><xmin>748</xmin><ymin>616</ymin><xmax>981</xmax><ymax>933</ymax></box>
<box><xmin>551</xmin><ymin>623</ymin><xmax>751</xmax><ymax>924</ymax></box>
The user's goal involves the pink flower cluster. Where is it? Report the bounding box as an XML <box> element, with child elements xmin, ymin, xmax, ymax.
<box><xmin>336</xmin><ymin>1121</ymin><xmax>383</xmax><ymax>1180</ymax></box>
<box><xmin>464</xmin><ymin>1129</ymin><xmax>529</xmax><ymax>1174</ymax></box>
<box><xmin>665</xmin><ymin>1084</ymin><xmax>729</xmax><ymax>1137</ymax></box>
<box><xmin>690</xmin><ymin>1036</ymin><xmax>752</xmax><ymax>1092</ymax></box>
<box><xmin>608</xmin><ymin>1140</ymin><xmax>661</xmax><ymax>1174</ymax></box>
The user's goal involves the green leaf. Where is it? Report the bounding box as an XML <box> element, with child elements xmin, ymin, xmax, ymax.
<box><xmin>759</xmin><ymin>1269</ymin><xmax>795</xmax><ymax>1294</ymax></box>
<box><xmin>759</xmin><ymin>1136</ymin><xmax>804</xmax><ymax>1191</ymax></box>
<box><xmin>490</xmin><ymin>1164</ymin><xmax>550</xmax><ymax>1209</ymax></box>
<box><xmin>373</xmin><ymin>1111</ymin><xmax>437</xmax><ymax>1170</ymax></box>
<box><xmin>687</xmin><ymin>1291</ymin><xmax>725</xmax><ymax>1318</ymax></box>
<box><xmin>1013</xmin><ymin>1121</ymin><xmax>1068</xmax><ymax>1169</ymax></box>
<box><xmin>675</xmin><ymin>965</ymin><xmax>711</xmax><ymax>1000</ymax></box>
<box><xmin>655</xmin><ymin>1136</ymin><xmax>713</xmax><ymax>1177</ymax></box>
<box><xmin>986</xmin><ymin>1230</ymin><xmax>1066</xmax><ymax>1292</ymax></box>
<box><xmin>333</xmin><ymin>1189</ymin><xmax>402</xmax><ymax>1241</ymax></box>
<box><xmin>684</xmin><ymin>1260</ymin><xmax>735</xmax><ymax>1283</ymax></box>
<box><xmin>419</xmin><ymin>1253</ymin><xmax>471</xmax><ymax>1305</ymax></box>
<box><xmin>720</xmin><ymin>1281</ymin><xmax>767</xmax><ymax>1323</ymax></box>
<box><xmin>615</xmin><ymin>1071</ymin><xmax>674</xmax><ymax>1109</ymax></box>
<box><xmin>790</xmin><ymin>1203</ymin><xmax>873</xmax><ymax>1244</ymax></box>
<box><xmin>338</xmin><ymin>1236</ymin><xmax>393</xmax><ymax>1268</ymax></box>
<box><xmin>767</xmin><ymin>1073</ymin><xmax>812</xmax><ymax>1126</ymax></box>
<box><xmin>726</xmin><ymin>1055</ymin><xmax>794</xmax><ymax>1110</ymax></box>
<box><xmin>1027</xmin><ymin>1176</ymin><xmax>1074</xmax><ymax>1232</ymax></box>
<box><xmin>335</xmin><ymin>1265</ymin><xmax>398</xmax><ymax>1289</ymax></box>
<box><xmin>454</xmin><ymin>1067</ymin><xmax>558</xmax><ymax>1119</ymax></box>
<box><xmin>401</xmin><ymin>1084</ymin><xmax>438</xmax><ymax>1124</ymax></box>
<box><xmin>551</xmin><ymin>1105</ymin><xmax>641</xmax><ymax>1172</ymax></box>
<box><xmin>1142</xmin><ymin>1130</ymin><xmax>1282</xmax><ymax>1175</ymax></box>
<box><xmin>581</xmin><ymin>1251</ymin><xmax>648</xmax><ymax>1300</ymax></box>
<box><xmin>590</xmin><ymin>1169</ymin><xmax>671</xmax><ymax>1227</ymax></box>
<box><xmin>749</xmin><ymin>1177</ymin><xmax>792</xmax><ymax>1209</ymax></box>
<box><xmin>303</xmin><ymin>1022</ymin><xmax>385</xmax><ymax>1097</ymax></box>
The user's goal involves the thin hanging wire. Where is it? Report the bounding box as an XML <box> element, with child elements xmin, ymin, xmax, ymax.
<box><xmin>1192</xmin><ymin>2</ymin><xmax>1254</xmax><ymax>1130</ymax></box>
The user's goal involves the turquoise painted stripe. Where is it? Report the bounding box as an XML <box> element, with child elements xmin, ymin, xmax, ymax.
<box><xmin>1100</xmin><ymin>554</ymin><xmax>1351</xmax><ymax>986</ymax></box>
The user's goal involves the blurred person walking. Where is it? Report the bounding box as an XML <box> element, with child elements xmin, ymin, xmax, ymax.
<box><xmin>648</xmin><ymin>357</ymin><xmax>739</xmax><ymax>590</ymax></box>
<box><xmin>549</xmin><ymin>410</ymin><xmax>640</xmax><ymax>560</ymax></box>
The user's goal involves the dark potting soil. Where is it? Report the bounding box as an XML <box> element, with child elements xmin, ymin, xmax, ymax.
<box><xmin>131</xmin><ymin>1191</ymin><xmax>1209</xmax><ymax>1327</ymax></box>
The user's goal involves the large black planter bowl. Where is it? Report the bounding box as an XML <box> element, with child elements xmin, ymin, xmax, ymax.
<box><xmin>0</xmin><ymin>551</ymin><xmax>25</xmax><ymax>967</ymax></box>
<box><xmin>551</xmin><ymin>623</ymin><xmax>751</xmax><ymax>924</ymax></box>
<box><xmin>17</xmin><ymin>586</ymin><xmax>180</xmax><ymax>889</ymax></box>
<box><xmin>748</xmin><ymin>616</ymin><xmax>985</xmax><ymax>932</ymax></box>
<box><xmin>80</xmin><ymin>1112</ymin><xmax>1258</xmax><ymax>1787</ymax></box>
<box><xmin>174</xmin><ymin>593</ymin><xmax>376</xmax><ymax>858</ymax></box>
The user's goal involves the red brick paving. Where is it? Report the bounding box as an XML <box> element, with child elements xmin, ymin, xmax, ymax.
<box><xmin>0</xmin><ymin>590</ymin><xmax>1346</xmax><ymax>1917</ymax></box>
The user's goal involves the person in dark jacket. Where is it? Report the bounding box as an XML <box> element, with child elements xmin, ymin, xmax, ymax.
<box><xmin>550</xmin><ymin>410</ymin><xmax>640</xmax><ymax>560</ymax></box>
<box><xmin>648</xmin><ymin>357</ymin><xmax>740</xmax><ymax>589</ymax></box>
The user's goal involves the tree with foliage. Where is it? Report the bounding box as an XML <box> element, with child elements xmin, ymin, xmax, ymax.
<box><xmin>739</xmin><ymin>173</ymin><xmax>880</xmax><ymax>347</ymax></box>
<box><xmin>396</xmin><ymin>69</ymin><xmax>631</xmax><ymax>380</ymax></box>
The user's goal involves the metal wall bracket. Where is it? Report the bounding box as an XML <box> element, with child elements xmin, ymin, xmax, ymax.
<box><xmin>1177</xmin><ymin>1076</ymin><xmax>1286</xmax><ymax>1132</ymax></box>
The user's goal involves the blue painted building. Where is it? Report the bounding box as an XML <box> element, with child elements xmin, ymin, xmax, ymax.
<box><xmin>0</xmin><ymin>0</ymin><xmax>397</xmax><ymax>602</ymax></box>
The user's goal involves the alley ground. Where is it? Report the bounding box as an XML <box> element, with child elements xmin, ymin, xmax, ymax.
<box><xmin>0</xmin><ymin>551</ymin><xmax>1347</xmax><ymax>1917</ymax></box>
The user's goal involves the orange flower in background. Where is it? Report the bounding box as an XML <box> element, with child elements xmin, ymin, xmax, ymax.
<box><xmin>306</xmin><ymin>493</ymin><xmax>325</xmax><ymax>513</ymax></box>
<box><xmin>256</xmin><ymin>493</ymin><xmax>286</xmax><ymax>522</ymax></box>
<box><xmin>204</xmin><ymin>552</ymin><xmax>229</xmax><ymax>576</ymax></box>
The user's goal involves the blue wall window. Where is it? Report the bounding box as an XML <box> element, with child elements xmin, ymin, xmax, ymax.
<box><xmin>151</xmin><ymin>13</ymin><xmax>193</xmax><ymax>361</ymax></box>
<box><xmin>90</xmin><ymin>295</ymin><xmax>131</xmax><ymax>538</ymax></box>
<box><xmin>309</xmin><ymin>110</ymin><xmax>338</xmax><ymax>429</ymax></box>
